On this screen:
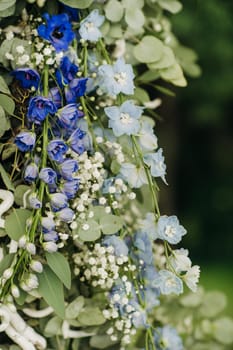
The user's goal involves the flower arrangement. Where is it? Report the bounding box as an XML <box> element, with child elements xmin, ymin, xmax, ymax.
<box><xmin>0</xmin><ymin>1</ymin><xmax>232</xmax><ymax>350</ymax></box>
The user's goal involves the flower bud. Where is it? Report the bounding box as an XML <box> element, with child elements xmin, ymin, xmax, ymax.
<box><xmin>3</xmin><ymin>268</ymin><xmax>14</xmax><ymax>280</ymax></box>
<box><xmin>11</xmin><ymin>285</ymin><xmax>20</xmax><ymax>298</ymax></box>
<box><xmin>43</xmin><ymin>241</ymin><xmax>58</xmax><ymax>253</ymax></box>
<box><xmin>26</xmin><ymin>242</ymin><xmax>36</xmax><ymax>255</ymax></box>
<box><xmin>18</xmin><ymin>235</ymin><xmax>27</xmax><ymax>248</ymax></box>
<box><xmin>30</xmin><ymin>260</ymin><xmax>43</xmax><ymax>273</ymax></box>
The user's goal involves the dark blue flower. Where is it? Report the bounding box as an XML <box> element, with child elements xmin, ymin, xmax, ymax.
<box><xmin>27</xmin><ymin>96</ymin><xmax>57</xmax><ymax>125</ymax></box>
<box><xmin>15</xmin><ymin>131</ymin><xmax>36</xmax><ymax>152</ymax></box>
<box><xmin>62</xmin><ymin>4</ymin><xmax>79</xmax><ymax>22</ymax></box>
<box><xmin>57</xmin><ymin>104</ymin><xmax>83</xmax><ymax>131</ymax></box>
<box><xmin>59</xmin><ymin>159</ymin><xmax>78</xmax><ymax>180</ymax></box>
<box><xmin>68</xmin><ymin>128</ymin><xmax>86</xmax><ymax>154</ymax></box>
<box><xmin>37</xmin><ymin>13</ymin><xmax>75</xmax><ymax>52</ymax></box>
<box><xmin>24</xmin><ymin>163</ymin><xmax>38</xmax><ymax>183</ymax></box>
<box><xmin>39</xmin><ymin>167</ymin><xmax>57</xmax><ymax>185</ymax></box>
<box><xmin>56</xmin><ymin>207</ymin><xmax>74</xmax><ymax>222</ymax></box>
<box><xmin>47</xmin><ymin>139</ymin><xmax>68</xmax><ymax>163</ymax></box>
<box><xmin>60</xmin><ymin>179</ymin><xmax>79</xmax><ymax>199</ymax></box>
<box><xmin>65</xmin><ymin>78</ymin><xmax>88</xmax><ymax>103</ymax></box>
<box><xmin>50</xmin><ymin>192</ymin><xmax>68</xmax><ymax>212</ymax></box>
<box><xmin>55</xmin><ymin>56</ymin><xmax>79</xmax><ymax>88</ymax></box>
<box><xmin>29</xmin><ymin>194</ymin><xmax>42</xmax><ymax>209</ymax></box>
<box><xmin>48</xmin><ymin>87</ymin><xmax>62</xmax><ymax>108</ymax></box>
<box><xmin>44</xmin><ymin>231</ymin><xmax>59</xmax><ymax>242</ymax></box>
<box><xmin>11</xmin><ymin>68</ymin><xmax>40</xmax><ymax>90</ymax></box>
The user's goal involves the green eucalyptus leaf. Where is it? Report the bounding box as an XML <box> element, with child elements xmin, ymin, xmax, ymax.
<box><xmin>9</xmin><ymin>345</ymin><xmax>21</xmax><ymax>350</ymax></box>
<box><xmin>0</xmin><ymin>39</ymin><xmax>14</xmax><ymax>68</ymax></box>
<box><xmin>5</xmin><ymin>209</ymin><xmax>31</xmax><ymax>240</ymax></box>
<box><xmin>0</xmin><ymin>164</ymin><xmax>15</xmax><ymax>190</ymax></box>
<box><xmin>44</xmin><ymin>316</ymin><xmax>63</xmax><ymax>337</ymax></box>
<box><xmin>0</xmin><ymin>0</ymin><xmax>15</xmax><ymax>11</ymax></box>
<box><xmin>14</xmin><ymin>185</ymin><xmax>31</xmax><ymax>206</ymax></box>
<box><xmin>123</xmin><ymin>0</ymin><xmax>144</xmax><ymax>9</ymax></box>
<box><xmin>0</xmin><ymin>106</ymin><xmax>10</xmax><ymax>138</ymax></box>
<box><xmin>38</xmin><ymin>265</ymin><xmax>65</xmax><ymax>319</ymax></box>
<box><xmin>158</xmin><ymin>0</ymin><xmax>182</xmax><ymax>14</ymax></box>
<box><xmin>46</xmin><ymin>252</ymin><xmax>71</xmax><ymax>289</ymax></box>
<box><xmin>0</xmin><ymin>254</ymin><xmax>14</xmax><ymax>275</ymax></box>
<box><xmin>170</xmin><ymin>76</ymin><xmax>187</xmax><ymax>87</ymax></box>
<box><xmin>78</xmin><ymin>306</ymin><xmax>105</xmax><ymax>326</ymax></box>
<box><xmin>0</xmin><ymin>76</ymin><xmax>10</xmax><ymax>94</ymax></box>
<box><xmin>65</xmin><ymin>296</ymin><xmax>85</xmax><ymax>319</ymax></box>
<box><xmin>159</xmin><ymin>63</ymin><xmax>184</xmax><ymax>80</ymax></box>
<box><xmin>78</xmin><ymin>220</ymin><xmax>101</xmax><ymax>241</ymax></box>
<box><xmin>0</xmin><ymin>3</ymin><xmax>15</xmax><ymax>18</ymax></box>
<box><xmin>134</xmin><ymin>36</ymin><xmax>164</xmax><ymax>63</ymax></box>
<box><xmin>200</xmin><ymin>291</ymin><xmax>227</xmax><ymax>318</ymax></box>
<box><xmin>59</xmin><ymin>0</ymin><xmax>93</xmax><ymax>9</ymax></box>
<box><xmin>90</xmin><ymin>334</ymin><xmax>117</xmax><ymax>349</ymax></box>
<box><xmin>131</xmin><ymin>87</ymin><xmax>150</xmax><ymax>103</ymax></box>
<box><xmin>0</xmin><ymin>93</ymin><xmax>15</xmax><ymax>115</ymax></box>
<box><xmin>138</xmin><ymin>70</ymin><xmax>160</xmax><ymax>82</ymax></box>
<box><xmin>99</xmin><ymin>214</ymin><xmax>123</xmax><ymax>235</ymax></box>
<box><xmin>108</xmin><ymin>24</ymin><xmax>123</xmax><ymax>39</ymax></box>
<box><xmin>213</xmin><ymin>317</ymin><xmax>233</xmax><ymax>345</ymax></box>
<box><xmin>154</xmin><ymin>84</ymin><xmax>175</xmax><ymax>97</ymax></box>
<box><xmin>2</xmin><ymin>143</ymin><xmax>17</xmax><ymax>161</ymax></box>
<box><xmin>125</xmin><ymin>8</ymin><xmax>145</xmax><ymax>30</ymax></box>
<box><xmin>105</xmin><ymin>0</ymin><xmax>124</xmax><ymax>22</ymax></box>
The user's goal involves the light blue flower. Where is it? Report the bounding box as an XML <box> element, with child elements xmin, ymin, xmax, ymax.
<box><xmin>47</xmin><ymin>139</ymin><xmax>68</xmax><ymax>163</ymax></box>
<box><xmin>139</xmin><ymin>212</ymin><xmax>158</xmax><ymax>240</ymax></box>
<box><xmin>15</xmin><ymin>131</ymin><xmax>36</xmax><ymax>152</ymax></box>
<box><xmin>143</xmin><ymin>148</ymin><xmax>167</xmax><ymax>184</ymax></box>
<box><xmin>102</xmin><ymin>235</ymin><xmax>128</xmax><ymax>256</ymax></box>
<box><xmin>98</xmin><ymin>58</ymin><xmax>135</xmax><ymax>96</ymax></box>
<box><xmin>41</xmin><ymin>217</ymin><xmax>56</xmax><ymax>233</ymax></box>
<box><xmin>156</xmin><ymin>215</ymin><xmax>187</xmax><ymax>244</ymax></box>
<box><xmin>50</xmin><ymin>193</ymin><xmax>68</xmax><ymax>212</ymax></box>
<box><xmin>59</xmin><ymin>159</ymin><xmax>79</xmax><ymax>180</ymax></box>
<box><xmin>56</xmin><ymin>207</ymin><xmax>74</xmax><ymax>222</ymax></box>
<box><xmin>138</xmin><ymin>117</ymin><xmax>158</xmax><ymax>151</ymax></box>
<box><xmin>104</xmin><ymin>100</ymin><xmax>143</xmax><ymax>137</ymax></box>
<box><xmin>24</xmin><ymin>163</ymin><xmax>38</xmax><ymax>183</ymax></box>
<box><xmin>39</xmin><ymin>167</ymin><xmax>57</xmax><ymax>185</ymax></box>
<box><xmin>28</xmin><ymin>193</ymin><xmax>42</xmax><ymax>209</ymax></box>
<box><xmin>60</xmin><ymin>179</ymin><xmax>79</xmax><ymax>199</ymax></box>
<box><xmin>155</xmin><ymin>270</ymin><xmax>183</xmax><ymax>295</ymax></box>
<box><xmin>44</xmin><ymin>231</ymin><xmax>59</xmax><ymax>242</ymax></box>
<box><xmin>133</xmin><ymin>231</ymin><xmax>153</xmax><ymax>265</ymax></box>
<box><xmin>79</xmin><ymin>9</ymin><xmax>104</xmax><ymax>42</ymax></box>
<box><xmin>120</xmin><ymin>163</ymin><xmax>148</xmax><ymax>188</ymax></box>
<box><xmin>154</xmin><ymin>325</ymin><xmax>183</xmax><ymax>350</ymax></box>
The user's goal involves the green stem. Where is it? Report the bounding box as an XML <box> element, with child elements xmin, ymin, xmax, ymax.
<box><xmin>80</xmin><ymin>96</ymin><xmax>98</xmax><ymax>151</ymax></box>
<box><xmin>98</xmin><ymin>39</ymin><xmax>112</xmax><ymax>64</ymax></box>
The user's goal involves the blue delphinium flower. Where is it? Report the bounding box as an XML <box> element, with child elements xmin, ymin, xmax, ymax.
<box><xmin>143</xmin><ymin>148</ymin><xmax>167</xmax><ymax>184</ymax></box>
<box><xmin>65</xmin><ymin>78</ymin><xmax>88</xmax><ymax>103</ymax></box>
<box><xmin>47</xmin><ymin>139</ymin><xmax>68</xmax><ymax>163</ymax></box>
<box><xmin>59</xmin><ymin>159</ymin><xmax>79</xmax><ymax>180</ymax></box>
<box><xmin>37</xmin><ymin>13</ymin><xmax>75</xmax><ymax>52</ymax></box>
<box><xmin>120</xmin><ymin>163</ymin><xmax>148</xmax><ymax>188</ymax></box>
<box><xmin>62</xmin><ymin>4</ymin><xmax>79</xmax><ymax>22</ymax></box>
<box><xmin>27</xmin><ymin>96</ymin><xmax>57</xmax><ymax>125</ymax></box>
<box><xmin>50</xmin><ymin>193</ymin><xmax>68</xmax><ymax>211</ymax></box>
<box><xmin>11</xmin><ymin>68</ymin><xmax>40</xmax><ymax>90</ymax></box>
<box><xmin>155</xmin><ymin>270</ymin><xmax>183</xmax><ymax>295</ymax></box>
<box><xmin>154</xmin><ymin>325</ymin><xmax>183</xmax><ymax>350</ymax></box>
<box><xmin>28</xmin><ymin>193</ymin><xmax>42</xmax><ymax>209</ymax></box>
<box><xmin>44</xmin><ymin>231</ymin><xmax>59</xmax><ymax>242</ymax></box>
<box><xmin>98</xmin><ymin>58</ymin><xmax>135</xmax><ymax>96</ymax></box>
<box><xmin>41</xmin><ymin>217</ymin><xmax>56</xmax><ymax>233</ymax></box>
<box><xmin>57</xmin><ymin>104</ymin><xmax>83</xmax><ymax>131</ymax></box>
<box><xmin>48</xmin><ymin>87</ymin><xmax>62</xmax><ymax>109</ymax></box>
<box><xmin>15</xmin><ymin>131</ymin><xmax>36</xmax><ymax>152</ymax></box>
<box><xmin>104</xmin><ymin>100</ymin><xmax>143</xmax><ymax>137</ymax></box>
<box><xmin>60</xmin><ymin>179</ymin><xmax>79</xmax><ymax>199</ymax></box>
<box><xmin>39</xmin><ymin>167</ymin><xmax>57</xmax><ymax>185</ymax></box>
<box><xmin>24</xmin><ymin>163</ymin><xmax>38</xmax><ymax>183</ymax></box>
<box><xmin>138</xmin><ymin>117</ymin><xmax>158</xmax><ymax>151</ymax></box>
<box><xmin>56</xmin><ymin>207</ymin><xmax>74</xmax><ymax>222</ymax></box>
<box><xmin>133</xmin><ymin>231</ymin><xmax>153</xmax><ymax>265</ymax></box>
<box><xmin>79</xmin><ymin>9</ymin><xmax>104</xmax><ymax>42</ymax></box>
<box><xmin>102</xmin><ymin>235</ymin><xmax>129</xmax><ymax>256</ymax></box>
<box><xmin>139</xmin><ymin>212</ymin><xmax>158</xmax><ymax>240</ymax></box>
<box><xmin>68</xmin><ymin>128</ymin><xmax>86</xmax><ymax>154</ymax></box>
<box><xmin>156</xmin><ymin>215</ymin><xmax>187</xmax><ymax>244</ymax></box>
<box><xmin>55</xmin><ymin>56</ymin><xmax>79</xmax><ymax>88</ymax></box>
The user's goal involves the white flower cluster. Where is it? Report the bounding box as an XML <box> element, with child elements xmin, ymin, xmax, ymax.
<box><xmin>73</xmin><ymin>243</ymin><xmax>129</xmax><ymax>290</ymax></box>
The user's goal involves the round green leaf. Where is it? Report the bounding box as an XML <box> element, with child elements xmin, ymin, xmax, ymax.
<box><xmin>46</xmin><ymin>252</ymin><xmax>71</xmax><ymax>289</ymax></box>
<box><xmin>44</xmin><ymin>316</ymin><xmax>63</xmax><ymax>337</ymax></box>
<box><xmin>158</xmin><ymin>0</ymin><xmax>182</xmax><ymax>14</ymax></box>
<box><xmin>125</xmin><ymin>8</ymin><xmax>145</xmax><ymax>29</ymax></box>
<box><xmin>78</xmin><ymin>220</ymin><xmax>101</xmax><ymax>242</ymax></box>
<box><xmin>5</xmin><ymin>209</ymin><xmax>32</xmax><ymax>240</ymax></box>
<box><xmin>59</xmin><ymin>0</ymin><xmax>93</xmax><ymax>9</ymax></box>
<box><xmin>78</xmin><ymin>306</ymin><xmax>105</xmax><ymax>326</ymax></box>
<box><xmin>134</xmin><ymin>36</ymin><xmax>164</xmax><ymax>63</ymax></box>
<box><xmin>123</xmin><ymin>0</ymin><xmax>144</xmax><ymax>9</ymax></box>
<box><xmin>99</xmin><ymin>215</ymin><xmax>123</xmax><ymax>235</ymax></box>
<box><xmin>0</xmin><ymin>105</ymin><xmax>10</xmax><ymax>137</ymax></box>
<box><xmin>213</xmin><ymin>317</ymin><xmax>233</xmax><ymax>345</ymax></box>
<box><xmin>159</xmin><ymin>63</ymin><xmax>184</xmax><ymax>80</ymax></box>
<box><xmin>0</xmin><ymin>0</ymin><xmax>15</xmax><ymax>11</ymax></box>
<box><xmin>148</xmin><ymin>46</ymin><xmax>176</xmax><ymax>70</ymax></box>
<box><xmin>14</xmin><ymin>185</ymin><xmax>31</xmax><ymax>206</ymax></box>
<box><xmin>0</xmin><ymin>76</ymin><xmax>10</xmax><ymax>94</ymax></box>
<box><xmin>105</xmin><ymin>0</ymin><xmax>124</xmax><ymax>22</ymax></box>
<box><xmin>65</xmin><ymin>296</ymin><xmax>85</xmax><ymax>319</ymax></box>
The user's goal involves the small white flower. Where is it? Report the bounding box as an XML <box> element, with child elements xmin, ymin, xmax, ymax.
<box><xmin>16</xmin><ymin>45</ymin><xmax>25</xmax><ymax>54</ymax></box>
<box><xmin>26</xmin><ymin>242</ymin><xmax>36</xmax><ymax>255</ymax></box>
<box><xmin>11</xmin><ymin>285</ymin><xmax>20</xmax><ymax>298</ymax></box>
<box><xmin>43</xmin><ymin>242</ymin><xmax>58</xmax><ymax>253</ymax></box>
<box><xmin>184</xmin><ymin>265</ymin><xmax>200</xmax><ymax>292</ymax></box>
<box><xmin>18</xmin><ymin>235</ymin><xmax>27</xmax><ymax>248</ymax></box>
<box><xmin>6</xmin><ymin>31</ymin><xmax>14</xmax><ymax>40</ymax></box>
<box><xmin>17</xmin><ymin>54</ymin><xmax>30</xmax><ymax>65</ymax></box>
<box><xmin>82</xmin><ymin>223</ymin><xmax>90</xmax><ymax>231</ymax></box>
<box><xmin>3</xmin><ymin>268</ymin><xmax>14</xmax><ymax>280</ymax></box>
<box><xmin>46</xmin><ymin>58</ymin><xmax>54</xmax><ymax>65</ymax></box>
<box><xmin>30</xmin><ymin>260</ymin><xmax>43</xmax><ymax>273</ymax></box>
<box><xmin>5</xmin><ymin>52</ymin><xmax>14</xmax><ymax>60</ymax></box>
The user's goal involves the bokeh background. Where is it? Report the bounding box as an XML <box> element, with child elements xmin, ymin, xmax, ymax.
<box><xmin>156</xmin><ymin>0</ymin><xmax>233</xmax><ymax>313</ymax></box>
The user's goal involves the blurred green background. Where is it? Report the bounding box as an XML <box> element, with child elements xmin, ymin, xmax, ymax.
<box><xmin>157</xmin><ymin>0</ymin><xmax>233</xmax><ymax>314</ymax></box>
